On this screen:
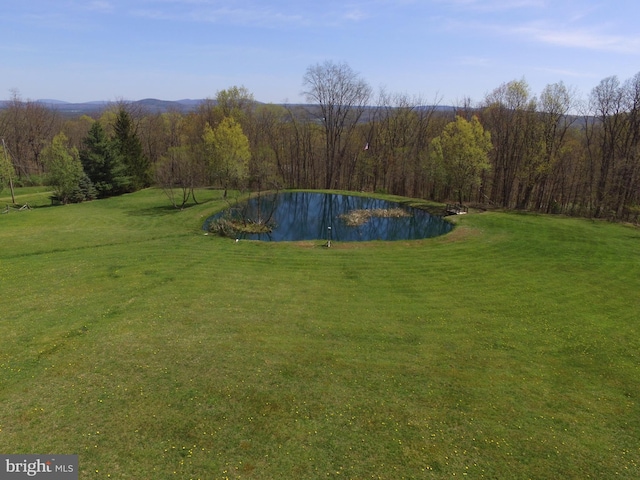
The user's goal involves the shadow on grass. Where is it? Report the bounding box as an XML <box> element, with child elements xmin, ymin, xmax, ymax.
<box><xmin>125</xmin><ymin>197</ymin><xmax>222</xmax><ymax>217</ymax></box>
<box><xmin>125</xmin><ymin>204</ymin><xmax>189</xmax><ymax>217</ymax></box>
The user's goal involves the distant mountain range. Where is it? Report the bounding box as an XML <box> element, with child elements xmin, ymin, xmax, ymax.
<box><xmin>0</xmin><ymin>98</ymin><xmax>210</xmax><ymax>115</ymax></box>
<box><xmin>0</xmin><ymin>98</ymin><xmax>457</xmax><ymax>117</ymax></box>
<box><xmin>0</xmin><ymin>98</ymin><xmax>210</xmax><ymax>116</ymax></box>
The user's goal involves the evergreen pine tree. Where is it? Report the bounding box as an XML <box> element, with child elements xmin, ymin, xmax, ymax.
<box><xmin>80</xmin><ymin>122</ymin><xmax>131</xmax><ymax>197</ymax></box>
<box><xmin>113</xmin><ymin>108</ymin><xmax>151</xmax><ymax>191</ymax></box>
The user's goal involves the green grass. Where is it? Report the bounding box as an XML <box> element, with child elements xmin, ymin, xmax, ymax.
<box><xmin>1</xmin><ymin>185</ymin><xmax>54</xmax><ymax>209</ymax></box>
<box><xmin>1</xmin><ymin>188</ymin><xmax>639</xmax><ymax>479</ymax></box>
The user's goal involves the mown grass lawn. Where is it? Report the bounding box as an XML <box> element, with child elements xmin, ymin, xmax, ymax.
<box><xmin>0</xmin><ymin>188</ymin><xmax>639</xmax><ymax>479</ymax></box>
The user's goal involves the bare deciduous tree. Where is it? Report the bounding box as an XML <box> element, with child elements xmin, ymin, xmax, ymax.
<box><xmin>302</xmin><ymin>61</ymin><xmax>372</xmax><ymax>189</ymax></box>
<box><xmin>0</xmin><ymin>90</ymin><xmax>60</xmax><ymax>177</ymax></box>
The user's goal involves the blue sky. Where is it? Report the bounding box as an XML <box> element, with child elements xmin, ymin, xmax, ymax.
<box><xmin>1</xmin><ymin>0</ymin><xmax>639</xmax><ymax>105</ymax></box>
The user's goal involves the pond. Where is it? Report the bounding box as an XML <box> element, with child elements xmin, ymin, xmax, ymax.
<box><xmin>203</xmin><ymin>192</ymin><xmax>453</xmax><ymax>242</ymax></box>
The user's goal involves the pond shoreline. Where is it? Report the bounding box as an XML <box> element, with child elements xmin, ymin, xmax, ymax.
<box><xmin>204</xmin><ymin>191</ymin><xmax>453</xmax><ymax>242</ymax></box>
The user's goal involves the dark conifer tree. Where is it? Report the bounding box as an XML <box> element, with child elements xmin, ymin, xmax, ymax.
<box><xmin>113</xmin><ymin>108</ymin><xmax>151</xmax><ymax>190</ymax></box>
<box><xmin>80</xmin><ymin>122</ymin><xmax>130</xmax><ymax>197</ymax></box>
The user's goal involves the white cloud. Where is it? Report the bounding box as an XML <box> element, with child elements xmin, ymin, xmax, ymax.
<box><xmin>343</xmin><ymin>8</ymin><xmax>369</xmax><ymax>22</ymax></box>
<box><xmin>437</xmin><ymin>0</ymin><xmax>545</xmax><ymax>12</ymax></box>
<box><xmin>84</xmin><ymin>1</ymin><xmax>114</xmax><ymax>12</ymax></box>
<box><xmin>511</xmin><ymin>24</ymin><xmax>640</xmax><ymax>54</ymax></box>
<box><xmin>131</xmin><ymin>3</ymin><xmax>306</xmax><ymax>27</ymax></box>
<box><xmin>130</xmin><ymin>0</ymin><xmax>375</xmax><ymax>28</ymax></box>
<box><xmin>440</xmin><ymin>13</ymin><xmax>640</xmax><ymax>56</ymax></box>
<box><xmin>533</xmin><ymin>66</ymin><xmax>600</xmax><ymax>79</ymax></box>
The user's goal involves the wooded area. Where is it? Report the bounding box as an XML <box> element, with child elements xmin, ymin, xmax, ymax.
<box><xmin>1</xmin><ymin>62</ymin><xmax>639</xmax><ymax>222</ymax></box>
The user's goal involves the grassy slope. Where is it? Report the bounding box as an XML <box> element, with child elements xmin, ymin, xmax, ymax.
<box><xmin>0</xmin><ymin>188</ymin><xmax>639</xmax><ymax>479</ymax></box>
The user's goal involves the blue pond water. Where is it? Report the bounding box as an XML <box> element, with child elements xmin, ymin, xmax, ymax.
<box><xmin>203</xmin><ymin>192</ymin><xmax>453</xmax><ymax>242</ymax></box>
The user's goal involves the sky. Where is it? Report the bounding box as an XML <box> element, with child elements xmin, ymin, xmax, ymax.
<box><xmin>1</xmin><ymin>0</ymin><xmax>639</xmax><ymax>106</ymax></box>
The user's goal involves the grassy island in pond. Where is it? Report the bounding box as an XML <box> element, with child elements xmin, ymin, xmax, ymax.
<box><xmin>0</xmin><ymin>187</ymin><xmax>639</xmax><ymax>478</ymax></box>
<box><xmin>339</xmin><ymin>207</ymin><xmax>410</xmax><ymax>226</ymax></box>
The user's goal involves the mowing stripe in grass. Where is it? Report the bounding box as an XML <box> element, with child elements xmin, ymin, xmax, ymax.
<box><xmin>1</xmin><ymin>189</ymin><xmax>639</xmax><ymax>478</ymax></box>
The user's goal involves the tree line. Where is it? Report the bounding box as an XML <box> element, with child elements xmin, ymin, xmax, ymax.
<box><xmin>1</xmin><ymin>62</ymin><xmax>639</xmax><ymax>222</ymax></box>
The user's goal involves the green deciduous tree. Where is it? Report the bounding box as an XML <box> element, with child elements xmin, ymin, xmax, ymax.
<box><xmin>204</xmin><ymin>118</ymin><xmax>251</xmax><ymax>198</ymax></box>
<box><xmin>216</xmin><ymin>86</ymin><xmax>255</xmax><ymax>124</ymax></box>
<box><xmin>431</xmin><ymin>116</ymin><xmax>492</xmax><ymax>204</ymax></box>
<box><xmin>42</xmin><ymin>132</ymin><xmax>92</xmax><ymax>204</ymax></box>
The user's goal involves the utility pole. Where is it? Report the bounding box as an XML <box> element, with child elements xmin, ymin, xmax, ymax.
<box><xmin>2</xmin><ymin>139</ymin><xmax>16</xmax><ymax>204</ymax></box>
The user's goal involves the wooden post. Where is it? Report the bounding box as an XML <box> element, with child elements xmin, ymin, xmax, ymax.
<box><xmin>2</xmin><ymin>139</ymin><xmax>16</xmax><ymax>205</ymax></box>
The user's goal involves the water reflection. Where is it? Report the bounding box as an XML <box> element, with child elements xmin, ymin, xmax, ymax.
<box><xmin>203</xmin><ymin>192</ymin><xmax>453</xmax><ymax>241</ymax></box>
